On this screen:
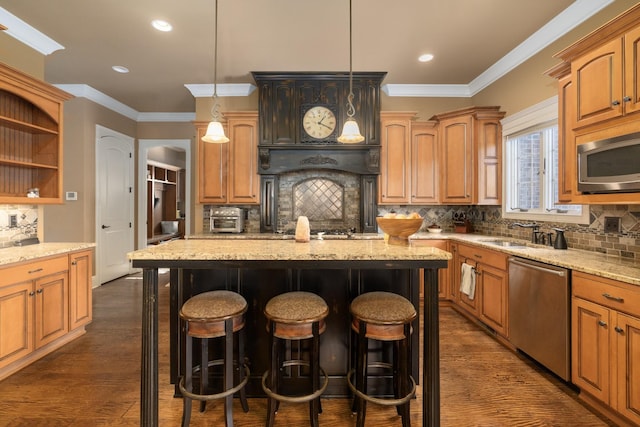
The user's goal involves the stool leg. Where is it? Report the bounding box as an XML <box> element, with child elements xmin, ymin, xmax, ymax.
<box><xmin>182</xmin><ymin>334</ymin><xmax>193</xmax><ymax>427</ymax></box>
<box><xmin>355</xmin><ymin>321</ymin><xmax>368</xmax><ymax>427</ymax></box>
<box><xmin>266</xmin><ymin>324</ymin><xmax>278</xmax><ymax>427</ymax></box>
<box><xmin>200</xmin><ymin>338</ymin><xmax>208</xmax><ymax>413</ymax></box>
<box><xmin>310</xmin><ymin>321</ymin><xmax>320</xmax><ymax>427</ymax></box>
<box><xmin>224</xmin><ymin>318</ymin><xmax>234</xmax><ymax>427</ymax></box>
<box><xmin>238</xmin><ymin>325</ymin><xmax>249</xmax><ymax>413</ymax></box>
<box><xmin>399</xmin><ymin>323</ymin><xmax>411</xmax><ymax>427</ymax></box>
<box><xmin>394</xmin><ymin>339</ymin><xmax>401</xmax><ymax>416</ymax></box>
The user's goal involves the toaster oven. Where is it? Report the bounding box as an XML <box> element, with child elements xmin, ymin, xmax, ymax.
<box><xmin>210</xmin><ymin>207</ymin><xmax>245</xmax><ymax>233</ymax></box>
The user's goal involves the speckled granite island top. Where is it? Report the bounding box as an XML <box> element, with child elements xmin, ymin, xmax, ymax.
<box><xmin>128</xmin><ymin>238</ymin><xmax>452</xmax><ymax>263</ymax></box>
<box><xmin>187</xmin><ymin>232</ymin><xmax>640</xmax><ymax>286</ymax></box>
<box><xmin>0</xmin><ymin>242</ymin><xmax>96</xmax><ymax>267</ymax></box>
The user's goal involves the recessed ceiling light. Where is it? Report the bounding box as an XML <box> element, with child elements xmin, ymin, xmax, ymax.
<box><xmin>418</xmin><ymin>54</ymin><xmax>434</xmax><ymax>63</ymax></box>
<box><xmin>112</xmin><ymin>65</ymin><xmax>130</xmax><ymax>73</ymax></box>
<box><xmin>151</xmin><ymin>19</ymin><xmax>172</xmax><ymax>32</ymax></box>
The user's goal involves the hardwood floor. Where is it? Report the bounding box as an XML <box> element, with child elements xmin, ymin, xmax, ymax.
<box><xmin>0</xmin><ymin>271</ymin><xmax>618</xmax><ymax>426</ymax></box>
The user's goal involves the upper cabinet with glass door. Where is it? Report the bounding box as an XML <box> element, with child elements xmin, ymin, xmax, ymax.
<box><xmin>0</xmin><ymin>62</ymin><xmax>72</xmax><ymax>204</ymax></box>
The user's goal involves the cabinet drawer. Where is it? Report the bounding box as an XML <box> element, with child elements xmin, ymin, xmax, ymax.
<box><xmin>2</xmin><ymin>256</ymin><xmax>69</xmax><ymax>285</ymax></box>
<box><xmin>457</xmin><ymin>244</ymin><xmax>507</xmax><ymax>271</ymax></box>
<box><xmin>573</xmin><ymin>271</ymin><xmax>640</xmax><ymax>317</ymax></box>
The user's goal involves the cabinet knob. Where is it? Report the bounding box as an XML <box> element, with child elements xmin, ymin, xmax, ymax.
<box><xmin>597</xmin><ymin>320</ymin><xmax>607</xmax><ymax>327</ymax></box>
<box><xmin>71</xmin><ymin>261</ymin><xmax>77</xmax><ymax>265</ymax></box>
<box><xmin>623</xmin><ymin>96</ymin><xmax>632</xmax><ymax>102</ymax></box>
<box><xmin>614</xmin><ymin>326</ymin><xmax>624</xmax><ymax>334</ymax></box>
<box><xmin>29</xmin><ymin>291</ymin><xmax>35</xmax><ymax>297</ymax></box>
<box><xmin>612</xmin><ymin>100</ymin><xmax>621</xmax><ymax>106</ymax></box>
<box><xmin>36</xmin><ymin>289</ymin><xmax>43</xmax><ymax>294</ymax></box>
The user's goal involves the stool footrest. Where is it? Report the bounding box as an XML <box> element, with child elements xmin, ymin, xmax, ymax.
<box><xmin>262</xmin><ymin>361</ymin><xmax>329</xmax><ymax>404</ymax></box>
<box><xmin>347</xmin><ymin>368</ymin><xmax>416</xmax><ymax>407</ymax></box>
<box><xmin>180</xmin><ymin>361</ymin><xmax>250</xmax><ymax>402</ymax></box>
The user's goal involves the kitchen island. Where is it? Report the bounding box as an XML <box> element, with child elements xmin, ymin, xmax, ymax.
<box><xmin>128</xmin><ymin>238</ymin><xmax>451</xmax><ymax>427</ymax></box>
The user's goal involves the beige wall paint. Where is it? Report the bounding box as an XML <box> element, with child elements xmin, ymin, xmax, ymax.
<box><xmin>42</xmin><ymin>98</ymin><xmax>136</xmax><ymax>243</ymax></box>
<box><xmin>0</xmin><ymin>33</ymin><xmax>44</xmax><ymax>79</ymax></box>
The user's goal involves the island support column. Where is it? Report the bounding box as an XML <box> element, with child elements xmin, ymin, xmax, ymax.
<box><xmin>423</xmin><ymin>267</ymin><xmax>440</xmax><ymax>426</ymax></box>
<box><xmin>141</xmin><ymin>268</ymin><xmax>159</xmax><ymax>427</ymax></box>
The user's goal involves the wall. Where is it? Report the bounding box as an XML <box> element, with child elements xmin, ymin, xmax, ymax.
<box><xmin>0</xmin><ymin>32</ymin><xmax>44</xmax><ymax>79</ymax></box>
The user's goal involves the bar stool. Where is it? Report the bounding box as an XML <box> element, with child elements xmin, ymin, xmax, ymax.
<box><xmin>348</xmin><ymin>291</ymin><xmax>417</xmax><ymax>427</ymax></box>
<box><xmin>262</xmin><ymin>291</ymin><xmax>330</xmax><ymax>427</ymax></box>
<box><xmin>179</xmin><ymin>290</ymin><xmax>250</xmax><ymax>427</ymax></box>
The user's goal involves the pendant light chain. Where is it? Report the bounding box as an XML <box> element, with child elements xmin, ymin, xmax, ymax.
<box><xmin>346</xmin><ymin>0</ymin><xmax>355</xmax><ymax>118</ymax></box>
<box><xmin>211</xmin><ymin>0</ymin><xmax>220</xmax><ymax>120</ymax></box>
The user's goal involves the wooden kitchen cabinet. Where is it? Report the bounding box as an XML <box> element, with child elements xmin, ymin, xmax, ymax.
<box><xmin>0</xmin><ymin>255</ymin><xmax>68</xmax><ymax>371</ymax></box>
<box><xmin>433</xmin><ymin>107</ymin><xmax>505</xmax><ymax>205</ymax></box>
<box><xmin>411</xmin><ymin>121</ymin><xmax>439</xmax><ymax>204</ymax></box>
<box><xmin>453</xmin><ymin>243</ymin><xmax>508</xmax><ymax>337</ymax></box>
<box><xmin>556</xmin><ymin>72</ymin><xmax>576</xmax><ymax>203</ymax></box>
<box><xmin>571</xmin><ymin>271</ymin><xmax>640</xmax><ymax>426</ymax></box>
<box><xmin>69</xmin><ymin>250</ymin><xmax>93</xmax><ymax>330</ymax></box>
<box><xmin>0</xmin><ymin>62</ymin><xmax>72</xmax><ymax>204</ymax></box>
<box><xmin>379</xmin><ymin>112</ymin><xmax>413</xmax><ymax>204</ymax></box>
<box><xmin>197</xmin><ymin>112</ymin><xmax>259</xmax><ymax>205</ymax></box>
<box><xmin>0</xmin><ymin>249</ymin><xmax>93</xmax><ymax>380</ymax></box>
<box><xmin>570</xmin><ymin>25</ymin><xmax>640</xmax><ymax>129</ymax></box>
<box><xmin>379</xmin><ymin>114</ymin><xmax>439</xmax><ymax>205</ymax></box>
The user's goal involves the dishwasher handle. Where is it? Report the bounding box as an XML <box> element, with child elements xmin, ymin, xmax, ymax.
<box><xmin>509</xmin><ymin>257</ymin><xmax>566</xmax><ymax>277</ymax></box>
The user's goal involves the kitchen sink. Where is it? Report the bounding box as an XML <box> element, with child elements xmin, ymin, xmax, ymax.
<box><xmin>481</xmin><ymin>240</ymin><xmax>529</xmax><ymax>249</ymax></box>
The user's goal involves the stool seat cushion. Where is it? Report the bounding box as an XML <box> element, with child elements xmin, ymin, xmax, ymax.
<box><xmin>350</xmin><ymin>291</ymin><xmax>416</xmax><ymax>325</ymax></box>
<box><xmin>180</xmin><ymin>290</ymin><xmax>247</xmax><ymax>322</ymax></box>
<box><xmin>264</xmin><ymin>291</ymin><xmax>328</xmax><ymax>324</ymax></box>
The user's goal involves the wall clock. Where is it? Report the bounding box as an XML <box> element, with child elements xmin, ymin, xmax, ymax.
<box><xmin>301</xmin><ymin>105</ymin><xmax>337</xmax><ymax>142</ymax></box>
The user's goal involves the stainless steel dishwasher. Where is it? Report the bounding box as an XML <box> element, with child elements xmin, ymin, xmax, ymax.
<box><xmin>508</xmin><ymin>257</ymin><xmax>570</xmax><ymax>381</ymax></box>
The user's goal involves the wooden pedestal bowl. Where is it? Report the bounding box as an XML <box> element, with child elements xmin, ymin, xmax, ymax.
<box><xmin>376</xmin><ymin>217</ymin><xmax>424</xmax><ymax>246</ymax></box>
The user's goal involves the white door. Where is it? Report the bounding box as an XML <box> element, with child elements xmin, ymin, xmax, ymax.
<box><xmin>96</xmin><ymin>125</ymin><xmax>134</xmax><ymax>284</ymax></box>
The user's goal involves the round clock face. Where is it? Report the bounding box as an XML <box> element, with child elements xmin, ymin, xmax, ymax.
<box><xmin>303</xmin><ymin>106</ymin><xmax>336</xmax><ymax>139</ymax></box>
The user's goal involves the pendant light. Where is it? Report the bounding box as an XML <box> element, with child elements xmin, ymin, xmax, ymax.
<box><xmin>337</xmin><ymin>0</ymin><xmax>364</xmax><ymax>144</ymax></box>
<box><xmin>201</xmin><ymin>0</ymin><xmax>229</xmax><ymax>143</ymax></box>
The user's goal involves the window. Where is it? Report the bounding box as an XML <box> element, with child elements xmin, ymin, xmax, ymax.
<box><xmin>502</xmin><ymin>97</ymin><xmax>589</xmax><ymax>224</ymax></box>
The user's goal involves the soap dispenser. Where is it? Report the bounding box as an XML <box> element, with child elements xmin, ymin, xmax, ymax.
<box><xmin>552</xmin><ymin>228</ymin><xmax>568</xmax><ymax>250</ymax></box>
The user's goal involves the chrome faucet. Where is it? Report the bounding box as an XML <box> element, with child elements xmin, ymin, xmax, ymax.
<box><xmin>509</xmin><ymin>222</ymin><xmax>540</xmax><ymax>243</ymax></box>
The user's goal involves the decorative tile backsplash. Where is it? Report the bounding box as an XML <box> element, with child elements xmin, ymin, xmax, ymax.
<box><xmin>379</xmin><ymin>204</ymin><xmax>640</xmax><ymax>260</ymax></box>
<box><xmin>0</xmin><ymin>205</ymin><xmax>39</xmax><ymax>248</ymax></box>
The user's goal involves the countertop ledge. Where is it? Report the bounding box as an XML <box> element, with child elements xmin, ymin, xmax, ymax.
<box><xmin>0</xmin><ymin>242</ymin><xmax>96</xmax><ymax>267</ymax></box>
<box><xmin>187</xmin><ymin>232</ymin><xmax>640</xmax><ymax>287</ymax></box>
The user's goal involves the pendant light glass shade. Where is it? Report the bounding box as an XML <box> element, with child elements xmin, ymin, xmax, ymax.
<box><xmin>337</xmin><ymin>118</ymin><xmax>364</xmax><ymax>143</ymax></box>
<box><xmin>201</xmin><ymin>0</ymin><xmax>229</xmax><ymax>144</ymax></box>
<box><xmin>201</xmin><ymin>120</ymin><xmax>229</xmax><ymax>143</ymax></box>
<box><xmin>338</xmin><ymin>0</ymin><xmax>363</xmax><ymax>144</ymax></box>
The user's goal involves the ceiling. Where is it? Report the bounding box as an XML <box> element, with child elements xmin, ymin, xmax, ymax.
<box><xmin>0</xmin><ymin>0</ymin><xmax>610</xmax><ymax>117</ymax></box>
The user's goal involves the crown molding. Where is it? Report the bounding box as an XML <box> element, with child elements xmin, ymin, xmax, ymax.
<box><xmin>55</xmin><ymin>84</ymin><xmax>195</xmax><ymax>122</ymax></box>
<box><xmin>0</xmin><ymin>7</ymin><xmax>64</xmax><ymax>54</ymax></box>
<box><xmin>382</xmin><ymin>84</ymin><xmax>472</xmax><ymax>97</ymax></box>
<box><xmin>184</xmin><ymin>83</ymin><xmax>257</xmax><ymax>97</ymax></box>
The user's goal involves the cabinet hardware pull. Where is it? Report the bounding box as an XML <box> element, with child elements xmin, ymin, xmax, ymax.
<box><xmin>602</xmin><ymin>293</ymin><xmax>624</xmax><ymax>303</ymax></box>
<box><xmin>71</xmin><ymin>261</ymin><xmax>77</xmax><ymax>265</ymax></box>
<box><xmin>101</xmin><ymin>225</ymin><xmax>110</xmax><ymax>229</ymax></box>
<box><xmin>598</xmin><ymin>320</ymin><xmax>607</xmax><ymax>327</ymax></box>
<box><xmin>28</xmin><ymin>268</ymin><xmax>44</xmax><ymax>274</ymax></box>
<box><xmin>612</xmin><ymin>100</ymin><xmax>621</xmax><ymax>106</ymax></box>
<box><xmin>614</xmin><ymin>326</ymin><xmax>624</xmax><ymax>334</ymax></box>
<box><xmin>36</xmin><ymin>289</ymin><xmax>43</xmax><ymax>294</ymax></box>
<box><xmin>29</xmin><ymin>291</ymin><xmax>35</xmax><ymax>296</ymax></box>
<box><xmin>623</xmin><ymin>96</ymin><xmax>632</xmax><ymax>102</ymax></box>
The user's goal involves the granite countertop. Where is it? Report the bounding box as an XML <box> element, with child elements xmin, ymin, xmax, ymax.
<box><xmin>188</xmin><ymin>232</ymin><xmax>640</xmax><ymax>286</ymax></box>
<box><xmin>0</xmin><ymin>242</ymin><xmax>96</xmax><ymax>267</ymax></box>
<box><xmin>128</xmin><ymin>238</ymin><xmax>452</xmax><ymax>263</ymax></box>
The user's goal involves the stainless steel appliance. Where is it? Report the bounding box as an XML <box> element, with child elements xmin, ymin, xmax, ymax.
<box><xmin>508</xmin><ymin>257</ymin><xmax>570</xmax><ymax>380</ymax></box>
<box><xmin>210</xmin><ymin>207</ymin><xmax>245</xmax><ymax>233</ymax></box>
<box><xmin>577</xmin><ymin>131</ymin><xmax>640</xmax><ymax>193</ymax></box>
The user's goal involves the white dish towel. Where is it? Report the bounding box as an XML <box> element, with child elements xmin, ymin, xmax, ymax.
<box><xmin>460</xmin><ymin>262</ymin><xmax>476</xmax><ymax>300</ymax></box>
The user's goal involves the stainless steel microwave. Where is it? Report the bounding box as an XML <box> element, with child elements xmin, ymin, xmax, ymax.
<box><xmin>577</xmin><ymin>132</ymin><xmax>640</xmax><ymax>194</ymax></box>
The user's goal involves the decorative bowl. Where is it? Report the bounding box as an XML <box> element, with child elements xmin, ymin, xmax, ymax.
<box><xmin>376</xmin><ymin>217</ymin><xmax>424</xmax><ymax>246</ymax></box>
<box><xmin>427</xmin><ymin>227</ymin><xmax>443</xmax><ymax>233</ymax></box>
